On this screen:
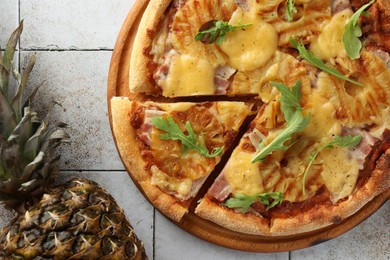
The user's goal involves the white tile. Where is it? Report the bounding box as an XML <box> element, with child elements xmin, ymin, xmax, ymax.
<box><xmin>20</xmin><ymin>0</ymin><xmax>135</xmax><ymax>49</ymax></box>
<box><xmin>291</xmin><ymin>201</ymin><xmax>390</xmax><ymax>260</ymax></box>
<box><xmin>61</xmin><ymin>171</ymin><xmax>154</xmax><ymax>258</ymax></box>
<box><xmin>20</xmin><ymin>51</ymin><xmax>124</xmax><ymax>170</ymax></box>
<box><xmin>0</xmin><ymin>0</ymin><xmax>18</xmax><ymax>49</ymax></box>
<box><xmin>155</xmin><ymin>212</ymin><xmax>288</xmax><ymax>260</ymax></box>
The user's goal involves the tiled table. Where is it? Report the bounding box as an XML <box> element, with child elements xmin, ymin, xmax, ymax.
<box><xmin>0</xmin><ymin>1</ymin><xmax>389</xmax><ymax>259</ymax></box>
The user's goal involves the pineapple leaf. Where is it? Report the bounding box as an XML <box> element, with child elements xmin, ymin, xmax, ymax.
<box><xmin>0</xmin><ymin>89</ymin><xmax>17</xmax><ymax>137</ymax></box>
<box><xmin>21</xmin><ymin>151</ymin><xmax>45</xmax><ymax>182</ymax></box>
<box><xmin>12</xmin><ymin>54</ymin><xmax>36</xmax><ymax>121</ymax></box>
<box><xmin>8</xmin><ymin>107</ymin><xmax>35</xmax><ymax>151</ymax></box>
<box><xmin>23</xmin><ymin>81</ymin><xmax>44</xmax><ymax>109</ymax></box>
<box><xmin>3</xmin><ymin>21</ymin><xmax>23</xmax><ymax>71</ymax></box>
<box><xmin>1</xmin><ymin>21</ymin><xmax>23</xmax><ymax>96</ymax></box>
<box><xmin>23</xmin><ymin>121</ymin><xmax>47</xmax><ymax>161</ymax></box>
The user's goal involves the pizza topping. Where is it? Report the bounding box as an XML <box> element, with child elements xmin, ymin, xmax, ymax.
<box><xmin>342</xmin><ymin>127</ymin><xmax>378</xmax><ymax>168</ymax></box>
<box><xmin>151</xmin><ymin>166</ymin><xmax>193</xmax><ymax>198</ymax></box>
<box><xmin>152</xmin><ymin>116</ymin><xmax>224</xmax><ymax>158</ymax></box>
<box><xmin>252</xmin><ymin>81</ymin><xmax>310</xmax><ymax>163</ymax></box>
<box><xmin>358</xmin><ymin>0</ymin><xmax>390</xmax><ymax>53</ymax></box>
<box><xmin>219</xmin><ymin>8</ymin><xmax>278</xmax><ymax>71</ymax></box>
<box><xmin>311</xmin><ymin>9</ymin><xmax>353</xmax><ymax>60</ymax></box>
<box><xmin>223</xmin><ymin>192</ymin><xmax>283</xmax><ymax>212</ymax></box>
<box><xmin>331</xmin><ymin>0</ymin><xmax>352</xmax><ymax>14</ymax></box>
<box><xmin>290</xmin><ymin>37</ymin><xmax>364</xmax><ymax>86</ymax></box>
<box><xmin>285</xmin><ymin>0</ymin><xmax>297</xmax><ymax>22</ymax></box>
<box><xmin>153</xmin><ymin>50</ymin><xmax>176</xmax><ymax>87</ymax></box>
<box><xmin>214</xmin><ymin>65</ymin><xmax>236</xmax><ymax>95</ymax></box>
<box><xmin>207</xmin><ymin>173</ymin><xmax>232</xmax><ymax>201</ymax></box>
<box><xmin>342</xmin><ymin>0</ymin><xmax>376</xmax><ymax>59</ymax></box>
<box><xmin>159</xmin><ymin>53</ymin><xmax>216</xmax><ymax>97</ymax></box>
<box><xmin>302</xmin><ymin>135</ymin><xmax>363</xmax><ymax>194</ymax></box>
<box><xmin>194</xmin><ymin>20</ymin><xmax>252</xmax><ymax>45</ymax></box>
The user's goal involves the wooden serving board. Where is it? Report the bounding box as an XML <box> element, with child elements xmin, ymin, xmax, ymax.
<box><xmin>107</xmin><ymin>0</ymin><xmax>390</xmax><ymax>252</ymax></box>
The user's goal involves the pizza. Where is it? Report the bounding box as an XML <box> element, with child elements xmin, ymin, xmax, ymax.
<box><xmin>111</xmin><ymin>0</ymin><xmax>390</xmax><ymax>235</ymax></box>
<box><xmin>111</xmin><ymin>97</ymin><xmax>253</xmax><ymax>221</ymax></box>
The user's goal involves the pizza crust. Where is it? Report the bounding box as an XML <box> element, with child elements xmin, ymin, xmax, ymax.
<box><xmin>195</xmin><ymin>196</ymin><xmax>271</xmax><ymax>235</ymax></box>
<box><xmin>111</xmin><ymin>97</ymin><xmax>189</xmax><ymax>221</ymax></box>
<box><xmin>195</xmin><ymin>150</ymin><xmax>390</xmax><ymax>236</ymax></box>
<box><xmin>129</xmin><ymin>0</ymin><xmax>171</xmax><ymax>95</ymax></box>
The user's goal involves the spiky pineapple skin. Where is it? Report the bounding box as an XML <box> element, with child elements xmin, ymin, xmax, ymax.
<box><xmin>0</xmin><ymin>178</ymin><xmax>147</xmax><ymax>260</ymax></box>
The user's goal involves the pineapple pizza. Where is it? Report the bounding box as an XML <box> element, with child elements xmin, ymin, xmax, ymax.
<box><xmin>111</xmin><ymin>0</ymin><xmax>390</xmax><ymax>235</ymax></box>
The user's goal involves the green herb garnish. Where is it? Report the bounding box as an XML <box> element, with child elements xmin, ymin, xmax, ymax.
<box><xmin>289</xmin><ymin>37</ymin><xmax>364</xmax><ymax>86</ymax></box>
<box><xmin>194</xmin><ymin>20</ymin><xmax>252</xmax><ymax>45</ymax></box>
<box><xmin>152</xmin><ymin>116</ymin><xmax>224</xmax><ymax>158</ymax></box>
<box><xmin>286</xmin><ymin>0</ymin><xmax>297</xmax><ymax>22</ymax></box>
<box><xmin>302</xmin><ymin>135</ymin><xmax>363</xmax><ymax>194</ymax></box>
<box><xmin>342</xmin><ymin>0</ymin><xmax>375</xmax><ymax>59</ymax></box>
<box><xmin>252</xmin><ymin>80</ymin><xmax>310</xmax><ymax>163</ymax></box>
<box><xmin>224</xmin><ymin>192</ymin><xmax>283</xmax><ymax>212</ymax></box>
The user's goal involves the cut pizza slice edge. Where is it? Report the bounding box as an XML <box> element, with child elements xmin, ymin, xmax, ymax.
<box><xmin>111</xmin><ymin>97</ymin><xmax>254</xmax><ymax>221</ymax></box>
<box><xmin>195</xmin><ymin>96</ymin><xmax>390</xmax><ymax>236</ymax></box>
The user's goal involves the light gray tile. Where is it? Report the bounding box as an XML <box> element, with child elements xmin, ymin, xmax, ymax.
<box><xmin>20</xmin><ymin>0</ymin><xmax>135</xmax><ymax>49</ymax></box>
<box><xmin>20</xmin><ymin>51</ymin><xmax>124</xmax><ymax>170</ymax></box>
<box><xmin>291</xmin><ymin>201</ymin><xmax>390</xmax><ymax>260</ymax></box>
<box><xmin>155</xmin><ymin>212</ymin><xmax>288</xmax><ymax>260</ymax></box>
<box><xmin>61</xmin><ymin>171</ymin><xmax>154</xmax><ymax>258</ymax></box>
<box><xmin>0</xmin><ymin>0</ymin><xmax>18</xmax><ymax>49</ymax></box>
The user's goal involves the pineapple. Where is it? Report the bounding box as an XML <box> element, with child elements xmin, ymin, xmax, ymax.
<box><xmin>0</xmin><ymin>23</ymin><xmax>147</xmax><ymax>259</ymax></box>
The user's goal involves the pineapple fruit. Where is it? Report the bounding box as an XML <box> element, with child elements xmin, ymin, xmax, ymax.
<box><xmin>0</xmin><ymin>23</ymin><xmax>147</xmax><ymax>259</ymax></box>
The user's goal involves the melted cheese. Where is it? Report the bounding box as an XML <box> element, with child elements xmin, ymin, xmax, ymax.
<box><xmin>220</xmin><ymin>8</ymin><xmax>278</xmax><ymax>71</ymax></box>
<box><xmin>151</xmin><ymin>166</ymin><xmax>193</xmax><ymax>199</ymax></box>
<box><xmin>210</xmin><ymin>102</ymin><xmax>251</xmax><ymax>131</ymax></box>
<box><xmin>319</xmin><ymin>147</ymin><xmax>359</xmax><ymax>203</ymax></box>
<box><xmin>157</xmin><ymin>103</ymin><xmax>196</xmax><ymax>112</ymax></box>
<box><xmin>303</xmin><ymin>78</ymin><xmax>342</xmax><ymax>138</ymax></box>
<box><xmin>224</xmin><ymin>150</ymin><xmax>264</xmax><ymax>196</ymax></box>
<box><xmin>161</xmin><ymin>54</ymin><xmax>216</xmax><ymax>97</ymax></box>
<box><xmin>311</xmin><ymin>9</ymin><xmax>353</xmax><ymax>60</ymax></box>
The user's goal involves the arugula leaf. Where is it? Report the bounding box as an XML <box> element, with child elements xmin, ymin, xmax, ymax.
<box><xmin>223</xmin><ymin>192</ymin><xmax>283</xmax><ymax>212</ymax></box>
<box><xmin>342</xmin><ymin>0</ymin><xmax>375</xmax><ymax>59</ymax></box>
<box><xmin>289</xmin><ymin>37</ymin><xmax>364</xmax><ymax>86</ymax></box>
<box><xmin>194</xmin><ymin>20</ymin><xmax>252</xmax><ymax>45</ymax></box>
<box><xmin>286</xmin><ymin>0</ymin><xmax>297</xmax><ymax>22</ymax></box>
<box><xmin>152</xmin><ymin>116</ymin><xmax>224</xmax><ymax>158</ymax></box>
<box><xmin>252</xmin><ymin>81</ymin><xmax>310</xmax><ymax>163</ymax></box>
<box><xmin>302</xmin><ymin>135</ymin><xmax>363</xmax><ymax>194</ymax></box>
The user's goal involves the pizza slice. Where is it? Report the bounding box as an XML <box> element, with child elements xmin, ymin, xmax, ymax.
<box><xmin>110</xmin><ymin>97</ymin><xmax>252</xmax><ymax>221</ymax></box>
<box><xmin>129</xmin><ymin>0</ymin><xmax>329</xmax><ymax>98</ymax></box>
<box><xmin>196</xmin><ymin>78</ymin><xmax>390</xmax><ymax>235</ymax></box>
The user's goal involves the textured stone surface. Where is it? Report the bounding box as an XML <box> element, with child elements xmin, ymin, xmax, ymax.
<box><xmin>291</xmin><ymin>202</ymin><xmax>390</xmax><ymax>260</ymax></box>
<box><xmin>154</xmin><ymin>211</ymin><xmax>289</xmax><ymax>260</ymax></box>
<box><xmin>20</xmin><ymin>51</ymin><xmax>124</xmax><ymax>170</ymax></box>
<box><xmin>0</xmin><ymin>0</ymin><xmax>18</xmax><ymax>49</ymax></box>
<box><xmin>20</xmin><ymin>0</ymin><xmax>135</xmax><ymax>49</ymax></box>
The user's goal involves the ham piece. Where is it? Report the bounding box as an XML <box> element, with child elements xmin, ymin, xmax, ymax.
<box><xmin>208</xmin><ymin>172</ymin><xmax>232</xmax><ymax>201</ymax></box>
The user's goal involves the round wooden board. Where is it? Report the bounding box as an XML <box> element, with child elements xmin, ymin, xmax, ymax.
<box><xmin>107</xmin><ymin>0</ymin><xmax>390</xmax><ymax>252</ymax></box>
